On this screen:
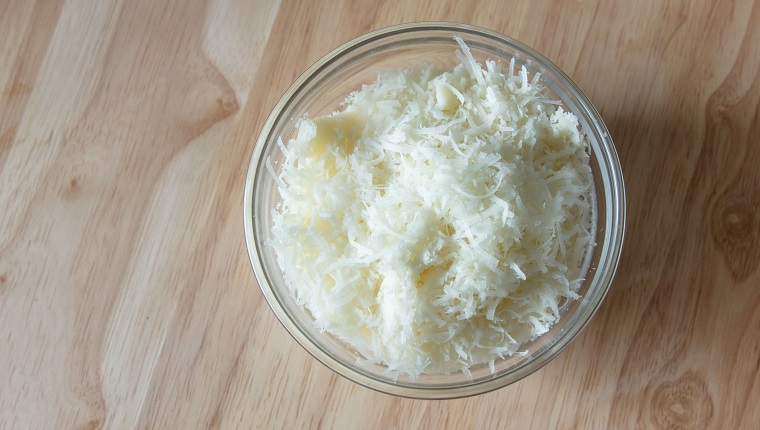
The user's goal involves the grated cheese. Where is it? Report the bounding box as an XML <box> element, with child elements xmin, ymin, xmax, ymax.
<box><xmin>268</xmin><ymin>38</ymin><xmax>594</xmax><ymax>378</ymax></box>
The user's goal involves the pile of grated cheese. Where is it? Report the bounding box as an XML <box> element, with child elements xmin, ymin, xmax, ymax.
<box><xmin>268</xmin><ymin>38</ymin><xmax>594</xmax><ymax>378</ymax></box>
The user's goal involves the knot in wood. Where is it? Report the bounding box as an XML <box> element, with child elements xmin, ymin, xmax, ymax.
<box><xmin>711</xmin><ymin>185</ymin><xmax>759</xmax><ymax>281</ymax></box>
<box><xmin>650</xmin><ymin>372</ymin><xmax>713</xmax><ymax>429</ymax></box>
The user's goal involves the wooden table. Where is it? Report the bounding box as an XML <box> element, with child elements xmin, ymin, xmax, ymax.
<box><xmin>2</xmin><ymin>0</ymin><xmax>759</xmax><ymax>428</ymax></box>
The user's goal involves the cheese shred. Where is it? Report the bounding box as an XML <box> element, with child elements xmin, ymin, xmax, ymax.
<box><xmin>268</xmin><ymin>40</ymin><xmax>594</xmax><ymax>378</ymax></box>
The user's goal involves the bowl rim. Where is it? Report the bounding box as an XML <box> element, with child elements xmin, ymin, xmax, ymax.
<box><xmin>243</xmin><ymin>21</ymin><xmax>626</xmax><ymax>399</ymax></box>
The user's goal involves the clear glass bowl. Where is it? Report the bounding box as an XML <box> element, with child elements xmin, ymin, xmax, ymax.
<box><xmin>243</xmin><ymin>22</ymin><xmax>625</xmax><ymax>399</ymax></box>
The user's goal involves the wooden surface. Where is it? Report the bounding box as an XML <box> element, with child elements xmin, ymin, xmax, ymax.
<box><xmin>2</xmin><ymin>0</ymin><xmax>760</xmax><ymax>428</ymax></box>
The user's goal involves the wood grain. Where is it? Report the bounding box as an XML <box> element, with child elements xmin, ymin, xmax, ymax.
<box><xmin>1</xmin><ymin>0</ymin><xmax>759</xmax><ymax>428</ymax></box>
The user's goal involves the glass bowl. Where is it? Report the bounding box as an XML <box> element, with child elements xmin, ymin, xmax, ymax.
<box><xmin>243</xmin><ymin>22</ymin><xmax>625</xmax><ymax>399</ymax></box>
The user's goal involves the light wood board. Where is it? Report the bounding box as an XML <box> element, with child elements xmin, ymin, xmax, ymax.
<box><xmin>2</xmin><ymin>0</ymin><xmax>760</xmax><ymax>428</ymax></box>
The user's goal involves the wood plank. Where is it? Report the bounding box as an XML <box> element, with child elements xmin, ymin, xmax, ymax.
<box><xmin>1</xmin><ymin>0</ymin><xmax>759</xmax><ymax>428</ymax></box>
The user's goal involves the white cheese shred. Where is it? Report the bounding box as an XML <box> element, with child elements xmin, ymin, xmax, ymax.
<box><xmin>268</xmin><ymin>39</ymin><xmax>595</xmax><ymax>379</ymax></box>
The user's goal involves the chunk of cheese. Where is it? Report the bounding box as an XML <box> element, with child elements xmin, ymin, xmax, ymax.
<box><xmin>268</xmin><ymin>38</ymin><xmax>594</xmax><ymax>378</ymax></box>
